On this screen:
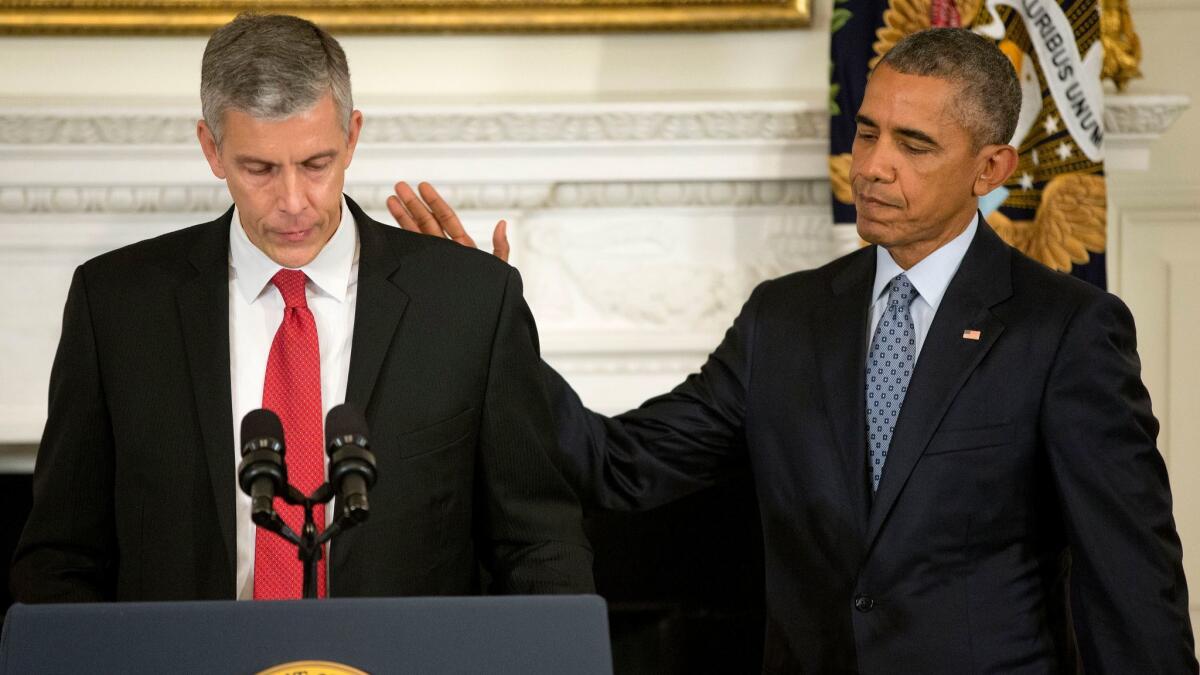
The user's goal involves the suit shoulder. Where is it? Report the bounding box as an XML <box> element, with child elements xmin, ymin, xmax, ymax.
<box><xmin>751</xmin><ymin>245</ymin><xmax>874</xmax><ymax>303</ymax></box>
<box><xmin>370</xmin><ymin>220</ymin><xmax>513</xmax><ymax>281</ymax></box>
<box><xmin>1007</xmin><ymin>245</ymin><xmax>1115</xmax><ymax>311</ymax></box>
<box><xmin>78</xmin><ymin>216</ymin><xmax>229</xmax><ymax>283</ymax></box>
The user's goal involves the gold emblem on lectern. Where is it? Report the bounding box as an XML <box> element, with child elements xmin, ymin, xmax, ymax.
<box><xmin>257</xmin><ymin>660</ymin><xmax>369</xmax><ymax>675</ymax></box>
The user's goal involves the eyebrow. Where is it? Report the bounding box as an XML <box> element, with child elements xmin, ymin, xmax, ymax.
<box><xmin>233</xmin><ymin>150</ymin><xmax>339</xmax><ymax>166</ymax></box>
<box><xmin>854</xmin><ymin>114</ymin><xmax>941</xmax><ymax>149</ymax></box>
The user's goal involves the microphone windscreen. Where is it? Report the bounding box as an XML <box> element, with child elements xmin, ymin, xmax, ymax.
<box><xmin>325</xmin><ymin>404</ymin><xmax>368</xmax><ymax>448</ymax></box>
<box><xmin>241</xmin><ymin>408</ymin><xmax>284</xmax><ymax>456</ymax></box>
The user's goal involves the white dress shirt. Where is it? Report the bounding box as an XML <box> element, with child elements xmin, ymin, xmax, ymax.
<box><xmin>868</xmin><ymin>213</ymin><xmax>978</xmax><ymax>358</ymax></box>
<box><xmin>229</xmin><ymin>197</ymin><xmax>359</xmax><ymax>600</ymax></box>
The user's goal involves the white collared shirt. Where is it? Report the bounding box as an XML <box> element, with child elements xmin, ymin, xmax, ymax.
<box><xmin>868</xmin><ymin>213</ymin><xmax>978</xmax><ymax>358</ymax></box>
<box><xmin>228</xmin><ymin>197</ymin><xmax>359</xmax><ymax>600</ymax></box>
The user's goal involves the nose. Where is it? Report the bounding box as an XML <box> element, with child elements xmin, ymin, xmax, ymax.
<box><xmin>275</xmin><ymin>167</ymin><xmax>306</xmax><ymax>215</ymax></box>
<box><xmin>856</xmin><ymin>142</ymin><xmax>896</xmax><ymax>184</ymax></box>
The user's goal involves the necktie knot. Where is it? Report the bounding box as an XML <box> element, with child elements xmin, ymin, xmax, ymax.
<box><xmin>272</xmin><ymin>269</ymin><xmax>309</xmax><ymax>309</ymax></box>
<box><xmin>887</xmin><ymin>274</ymin><xmax>918</xmax><ymax>311</ymax></box>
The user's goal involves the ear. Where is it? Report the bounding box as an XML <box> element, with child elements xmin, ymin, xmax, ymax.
<box><xmin>972</xmin><ymin>144</ymin><xmax>1019</xmax><ymax>197</ymax></box>
<box><xmin>343</xmin><ymin>110</ymin><xmax>365</xmax><ymax>169</ymax></box>
<box><xmin>197</xmin><ymin>120</ymin><xmax>227</xmax><ymax>180</ymax></box>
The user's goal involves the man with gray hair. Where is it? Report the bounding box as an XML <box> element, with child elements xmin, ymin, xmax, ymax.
<box><xmin>12</xmin><ymin>12</ymin><xmax>593</xmax><ymax>603</ymax></box>
<box><xmin>393</xmin><ymin>28</ymin><xmax>1196</xmax><ymax>672</ymax></box>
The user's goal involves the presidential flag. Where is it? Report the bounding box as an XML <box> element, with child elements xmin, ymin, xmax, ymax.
<box><xmin>829</xmin><ymin>0</ymin><xmax>1108</xmax><ymax>288</ymax></box>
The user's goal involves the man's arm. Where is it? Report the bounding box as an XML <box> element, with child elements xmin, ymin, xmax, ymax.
<box><xmin>542</xmin><ymin>282</ymin><xmax>765</xmax><ymax>512</ymax></box>
<box><xmin>476</xmin><ymin>267</ymin><xmax>594</xmax><ymax>594</ymax></box>
<box><xmin>1041</xmin><ymin>291</ymin><xmax>1197</xmax><ymax>671</ymax></box>
<box><xmin>10</xmin><ymin>266</ymin><xmax>118</xmax><ymax>602</ymax></box>
<box><xmin>387</xmin><ymin>180</ymin><xmax>758</xmax><ymax>513</ymax></box>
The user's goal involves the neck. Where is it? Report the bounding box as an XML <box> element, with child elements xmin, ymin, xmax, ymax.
<box><xmin>885</xmin><ymin>211</ymin><xmax>975</xmax><ymax>269</ymax></box>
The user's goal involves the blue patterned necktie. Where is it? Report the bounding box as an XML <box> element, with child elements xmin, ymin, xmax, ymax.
<box><xmin>866</xmin><ymin>274</ymin><xmax>919</xmax><ymax>491</ymax></box>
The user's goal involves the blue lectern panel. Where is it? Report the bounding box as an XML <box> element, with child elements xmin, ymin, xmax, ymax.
<box><xmin>0</xmin><ymin>595</ymin><xmax>611</xmax><ymax>674</ymax></box>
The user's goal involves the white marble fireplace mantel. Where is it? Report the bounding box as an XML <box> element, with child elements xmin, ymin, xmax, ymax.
<box><xmin>0</xmin><ymin>93</ymin><xmax>1189</xmax><ymax>470</ymax></box>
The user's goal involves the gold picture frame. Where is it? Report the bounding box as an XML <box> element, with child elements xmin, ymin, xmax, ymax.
<box><xmin>0</xmin><ymin>0</ymin><xmax>810</xmax><ymax>34</ymax></box>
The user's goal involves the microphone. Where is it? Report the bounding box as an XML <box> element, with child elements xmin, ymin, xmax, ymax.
<box><xmin>325</xmin><ymin>404</ymin><xmax>378</xmax><ymax>523</ymax></box>
<box><xmin>237</xmin><ymin>408</ymin><xmax>287</xmax><ymax>527</ymax></box>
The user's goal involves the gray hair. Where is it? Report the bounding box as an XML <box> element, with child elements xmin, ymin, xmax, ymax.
<box><xmin>877</xmin><ymin>28</ymin><xmax>1020</xmax><ymax>149</ymax></box>
<box><xmin>201</xmin><ymin>13</ymin><xmax>352</xmax><ymax>144</ymax></box>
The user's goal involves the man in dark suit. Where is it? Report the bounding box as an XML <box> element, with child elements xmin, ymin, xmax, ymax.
<box><xmin>393</xmin><ymin>29</ymin><xmax>1195</xmax><ymax>673</ymax></box>
<box><xmin>11</xmin><ymin>13</ymin><xmax>592</xmax><ymax>603</ymax></box>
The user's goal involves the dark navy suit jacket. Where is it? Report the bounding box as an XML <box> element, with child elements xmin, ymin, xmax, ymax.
<box><xmin>547</xmin><ymin>220</ymin><xmax>1195</xmax><ymax>673</ymax></box>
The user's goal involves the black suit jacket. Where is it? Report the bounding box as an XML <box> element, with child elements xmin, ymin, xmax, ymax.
<box><xmin>12</xmin><ymin>197</ymin><xmax>593</xmax><ymax>602</ymax></box>
<box><xmin>546</xmin><ymin>221</ymin><xmax>1195</xmax><ymax>673</ymax></box>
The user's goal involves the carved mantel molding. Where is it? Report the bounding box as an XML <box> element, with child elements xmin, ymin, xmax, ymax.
<box><xmin>0</xmin><ymin>94</ymin><xmax>1189</xmax><ymax>457</ymax></box>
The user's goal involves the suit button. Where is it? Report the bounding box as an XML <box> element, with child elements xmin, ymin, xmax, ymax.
<box><xmin>854</xmin><ymin>594</ymin><xmax>875</xmax><ymax>612</ymax></box>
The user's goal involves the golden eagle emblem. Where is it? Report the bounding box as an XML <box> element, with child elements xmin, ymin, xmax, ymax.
<box><xmin>987</xmin><ymin>174</ymin><xmax>1106</xmax><ymax>272</ymax></box>
<box><xmin>829</xmin><ymin>153</ymin><xmax>854</xmax><ymax>206</ymax></box>
<box><xmin>871</xmin><ymin>0</ymin><xmax>984</xmax><ymax>68</ymax></box>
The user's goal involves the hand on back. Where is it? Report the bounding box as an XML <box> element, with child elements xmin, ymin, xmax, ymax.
<box><xmin>388</xmin><ymin>181</ymin><xmax>510</xmax><ymax>263</ymax></box>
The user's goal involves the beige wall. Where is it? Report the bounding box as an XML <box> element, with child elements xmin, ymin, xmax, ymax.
<box><xmin>3</xmin><ymin>0</ymin><xmax>1192</xmax><ymax>195</ymax></box>
<box><xmin>0</xmin><ymin>26</ymin><xmax>829</xmax><ymax>103</ymax></box>
<box><xmin>1</xmin><ymin>0</ymin><xmax>1192</xmax><ymax>187</ymax></box>
<box><xmin>1118</xmin><ymin>0</ymin><xmax>1200</xmax><ymax>194</ymax></box>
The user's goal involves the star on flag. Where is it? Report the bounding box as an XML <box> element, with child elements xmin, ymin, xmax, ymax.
<box><xmin>1043</xmin><ymin>114</ymin><xmax>1059</xmax><ymax>135</ymax></box>
<box><xmin>1019</xmin><ymin>172</ymin><xmax>1034</xmax><ymax>190</ymax></box>
<box><xmin>1057</xmin><ymin>141</ymin><xmax>1073</xmax><ymax>161</ymax></box>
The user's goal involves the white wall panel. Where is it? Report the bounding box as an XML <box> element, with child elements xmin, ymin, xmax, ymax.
<box><xmin>1118</xmin><ymin>204</ymin><xmax>1200</xmax><ymax>639</ymax></box>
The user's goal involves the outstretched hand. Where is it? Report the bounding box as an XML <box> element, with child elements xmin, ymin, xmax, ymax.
<box><xmin>387</xmin><ymin>181</ymin><xmax>511</xmax><ymax>263</ymax></box>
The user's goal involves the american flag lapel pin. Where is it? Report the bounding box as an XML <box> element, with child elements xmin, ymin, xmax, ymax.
<box><xmin>962</xmin><ymin>329</ymin><xmax>982</xmax><ymax>341</ymax></box>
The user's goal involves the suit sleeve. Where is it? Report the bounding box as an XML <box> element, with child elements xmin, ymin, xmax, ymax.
<box><xmin>10</xmin><ymin>266</ymin><xmax>117</xmax><ymax>603</ymax></box>
<box><xmin>542</xmin><ymin>280</ymin><xmax>765</xmax><ymax>512</ymax></box>
<box><xmin>1040</xmin><ymin>291</ymin><xmax>1197</xmax><ymax>672</ymax></box>
<box><xmin>475</xmin><ymin>267</ymin><xmax>595</xmax><ymax>594</ymax></box>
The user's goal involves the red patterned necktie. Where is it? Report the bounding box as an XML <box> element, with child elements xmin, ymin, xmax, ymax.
<box><xmin>255</xmin><ymin>269</ymin><xmax>327</xmax><ymax>599</ymax></box>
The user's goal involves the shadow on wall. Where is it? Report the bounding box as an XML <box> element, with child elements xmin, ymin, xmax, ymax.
<box><xmin>1</xmin><ymin>470</ymin><xmax>35</xmax><ymax>623</ymax></box>
<box><xmin>587</xmin><ymin>472</ymin><xmax>766</xmax><ymax>674</ymax></box>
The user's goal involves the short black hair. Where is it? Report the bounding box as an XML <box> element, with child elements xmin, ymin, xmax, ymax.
<box><xmin>878</xmin><ymin>28</ymin><xmax>1021</xmax><ymax>148</ymax></box>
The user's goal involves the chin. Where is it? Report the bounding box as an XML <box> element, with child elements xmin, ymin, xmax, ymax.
<box><xmin>267</xmin><ymin>246</ymin><xmax>321</xmax><ymax>269</ymax></box>
<box><xmin>855</xmin><ymin>220</ymin><xmax>888</xmax><ymax>247</ymax></box>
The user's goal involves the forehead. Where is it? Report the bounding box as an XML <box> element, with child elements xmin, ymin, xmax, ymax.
<box><xmin>859</xmin><ymin>66</ymin><xmax>960</xmax><ymax>131</ymax></box>
<box><xmin>219</xmin><ymin>95</ymin><xmax>344</xmax><ymax>155</ymax></box>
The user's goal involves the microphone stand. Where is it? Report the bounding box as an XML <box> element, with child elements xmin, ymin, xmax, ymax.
<box><xmin>252</xmin><ymin>482</ymin><xmax>363</xmax><ymax>599</ymax></box>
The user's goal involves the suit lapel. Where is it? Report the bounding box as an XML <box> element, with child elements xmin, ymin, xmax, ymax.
<box><xmin>815</xmin><ymin>248</ymin><xmax>877</xmax><ymax>532</ymax></box>
<box><xmin>344</xmin><ymin>197</ymin><xmax>410</xmax><ymax>415</ymax></box>
<box><xmin>176</xmin><ymin>209</ymin><xmax>238</xmax><ymax>583</ymax></box>
<box><xmin>864</xmin><ymin>220</ymin><xmax>1013</xmax><ymax>549</ymax></box>
<box><xmin>331</xmin><ymin>198</ymin><xmax>409</xmax><ymax>582</ymax></box>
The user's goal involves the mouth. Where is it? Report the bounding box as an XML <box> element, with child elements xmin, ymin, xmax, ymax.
<box><xmin>272</xmin><ymin>226</ymin><xmax>315</xmax><ymax>243</ymax></box>
<box><xmin>857</xmin><ymin>194</ymin><xmax>899</xmax><ymax>209</ymax></box>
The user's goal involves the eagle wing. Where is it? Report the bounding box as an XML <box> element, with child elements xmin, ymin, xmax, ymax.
<box><xmin>872</xmin><ymin>0</ymin><xmax>931</xmax><ymax>69</ymax></box>
<box><xmin>829</xmin><ymin>153</ymin><xmax>855</xmax><ymax>205</ymax></box>
<box><xmin>871</xmin><ymin>0</ymin><xmax>985</xmax><ymax>68</ymax></box>
<box><xmin>987</xmin><ymin>174</ymin><xmax>1107</xmax><ymax>272</ymax></box>
<box><xmin>956</xmin><ymin>0</ymin><xmax>984</xmax><ymax>27</ymax></box>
